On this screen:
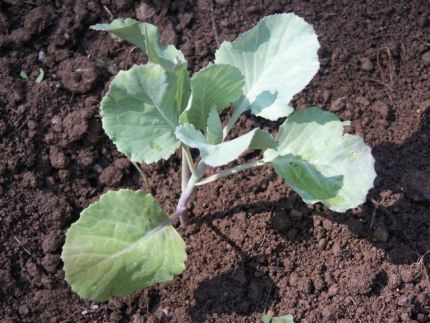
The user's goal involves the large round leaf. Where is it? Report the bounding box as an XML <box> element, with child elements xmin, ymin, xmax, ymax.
<box><xmin>62</xmin><ymin>190</ymin><xmax>186</xmax><ymax>301</ymax></box>
<box><xmin>265</xmin><ymin>108</ymin><xmax>376</xmax><ymax>212</ymax></box>
<box><xmin>101</xmin><ymin>63</ymin><xmax>190</xmax><ymax>163</ymax></box>
<box><xmin>215</xmin><ymin>13</ymin><xmax>320</xmax><ymax>124</ymax></box>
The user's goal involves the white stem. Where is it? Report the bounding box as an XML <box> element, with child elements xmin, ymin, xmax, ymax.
<box><xmin>176</xmin><ymin>156</ymin><xmax>206</xmax><ymax>227</ymax></box>
<box><xmin>196</xmin><ymin>159</ymin><xmax>266</xmax><ymax>186</ymax></box>
<box><xmin>182</xmin><ymin>145</ymin><xmax>199</xmax><ymax>178</ymax></box>
<box><xmin>181</xmin><ymin>148</ymin><xmax>190</xmax><ymax>191</ymax></box>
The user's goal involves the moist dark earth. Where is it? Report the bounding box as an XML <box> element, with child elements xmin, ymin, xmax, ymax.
<box><xmin>1</xmin><ymin>0</ymin><xmax>430</xmax><ymax>322</ymax></box>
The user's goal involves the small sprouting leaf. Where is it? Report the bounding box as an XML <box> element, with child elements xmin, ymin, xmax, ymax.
<box><xmin>264</xmin><ymin>107</ymin><xmax>376</xmax><ymax>212</ymax></box>
<box><xmin>180</xmin><ymin>64</ymin><xmax>244</xmax><ymax>131</ymax></box>
<box><xmin>62</xmin><ymin>189</ymin><xmax>186</xmax><ymax>302</ymax></box>
<box><xmin>176</xmin><ymin>123</ymin><xmax>276</xmax><ymax>167</ymax></box>
<box><xmin>20</xmin><ymin>70</ymin><xmax>29</xmax><ymax>80</ymax></box>
<box><xmin>101</xmin><ymin>63</ymin><xmax>190</xmax><ymax>164</ymax></box>
<box><xmin>206</xmin><ymin>106</ymin><xmax>223</xmax><ymax>144</ymax></box>
<box><xmin>35</xmin><ymin>68</ymin><xmax>44</xmax><ymax>83</ymax></box>
<box><xmin>215</xmin><ymin>13</ymin><xmax>320</xmax><ymax>121</ymax></box>
<box><xmin>91</xmin><ymin>18</ymin><xmax>185</xmax><ymax>69</ymax></box>
<box><xmin>262</xmin><ymin>314</ymin><xmax>294</xmax><ymax>323</ymax></box>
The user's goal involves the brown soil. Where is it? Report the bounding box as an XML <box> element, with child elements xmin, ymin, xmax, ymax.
<box><xmin>1</xmin><ymin>0</ymin><xmax>430</xmax><ymax>322</ymax></box>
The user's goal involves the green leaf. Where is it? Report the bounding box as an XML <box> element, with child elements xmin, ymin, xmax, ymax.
<box><xmin>20</xmin><ymin>70</ymin><xmax>29</xmax><ymax>80</ymax></box>
<box><xmin>101</xmin><ymin>63</ymin><xmax>190</xmax><ymax>163</ymax></box>
<box><xmin>262</xmin><ymin>314</ymin><xmax>294</xmax><ymax>323</ymax></box>
<box><xmin>62</xmin><ymin>189</ymin><xmax>186</xmax><ymax>302</ymax></box>
<box><xmin>262</xmin><ymin>315</ymin><xmax>271</xmax><ymax>323</ymax></box>
<box><xmin>265</xmin><ymin>108</ymin><xmax>376</xmax><ymax>212</ymax></box>
<box><xmin>206</xmin><ymin>106</ymin><xmax>223</xmax><ymax>144</ymax></box>
<box><xmin>176</xmin><ymin>123</ymin><xmax>276</xmax><ymax>167</ymax></box>
<box><xmin>35</xmin><ymin>68</ymin><xmax>44</xmax><ymax>83</ymax></box>
<box><xmin>91</xmin><ymin>18</ymin><xmax>186</xmax><ymax>69</ymax></box>
<box><xmin>180</xmin><ymin>64</ymin><xmax>244</xmax><ymax>131</ymax></box>
<box><xmin>215</xmin><ymin>13</ymin><xmax>320</xmax><ymax>121</ymax></box>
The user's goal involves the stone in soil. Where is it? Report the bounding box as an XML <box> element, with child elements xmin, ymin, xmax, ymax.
<box><xmin>360</xmin><ymin>57</ymin><xmax>373</xmax><ymax>71</ymax></box>
<box><xmin>136</xmin><ymin>2</ymin><xmax>157</xmax><ymax>21</ymax></box>
<box><xmin>422</xmin><ymin>51</ymin><xmax>430</xmax><ymax>66</ymax></box>
<box><xmin>57</xmin><ymin>55</ymin><xmax>98</xmax><ymax>94</ymax></box>
<box><xmin>402</xmin><ymin>169</ymin><xmax>430</xmax><ymax>202</ymax></box>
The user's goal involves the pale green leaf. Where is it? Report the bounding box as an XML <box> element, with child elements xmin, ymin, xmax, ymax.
<box><xmin>180</xmin><ymin>64</ymin><xmax>244</xmax><ymax>131</ymax></box>
<box><xmin>61</xmin><ymin>189</ymin><xmax>186</xmax><ymax>301</ymax></box>
<box><xmin>265</xmin><ymin>108</ymin><xmax>376</xmax><ymax>212</ymax></box>
<box><xmin>91</xmin><ymin>18</ymin><xmax>185</xmax><ymax>69</ymax></box>
<box><xmin>20</xmin><ymin>70</ymin><xmax>28</xmax><ymax>80</ymax></box>
<box><xmin>35</xmin><ymin>68</ymin><xmax>44</xmax><ymax>83</ymax></box>
<box><xmin>262</xmin><ymin>315</ymin><xmax>271</xmax><ymax>323</ymax></box>
<box><xmin>262</xmin><ymin>314</ymin><xmax>294</xmax><ymax>323</ymax></box>
<box><xmin>206</xmin><ymin>106</ymin><xmax>223</xmax><ymax>144</ymax></box>
<box><xmin>215</xmin><ymin>13</ymin><xmax>320</xmax><ymax>121</ymax></box>
<box><xmin>176</xmin><ymin>123</ymin><xmax>276</xmax><ymax>167</ymax></box>
<box><xmin>101</xmin><ymin>63</ymin><xmax>190</xmax><ymax>163</ymax></box>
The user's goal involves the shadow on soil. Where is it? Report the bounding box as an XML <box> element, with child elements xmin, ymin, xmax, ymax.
<box><xmin>188</xmin><ymin>108</ymin><xmax>429</xmax><ymax>320</ymax></box>
<box><xmin>188</xmin><ymin>222</ymin><xmax>279</xmax><ymax>323</ymax></box>
<box><xmin>328</xmin><ymin>107</ymin><xmax>430</xmax><ymax>265</ymax></box>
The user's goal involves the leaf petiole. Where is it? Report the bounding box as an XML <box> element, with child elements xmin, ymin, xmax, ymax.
<box><xmin>196</xmin><ymin>159</ymin><xmax>267</xmax><ymax>186</ymax></box>
<box><xmin>181</xmin><ymin>147</ymin><xmax>191</xmax><ymax>191</ymax></box>
<box><xmin>182</xmin><ymin>145</ymin><xmax>199</xmax><ymax>178</ymax></box>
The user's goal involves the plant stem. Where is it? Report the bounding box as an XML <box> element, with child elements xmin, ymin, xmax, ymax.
<box><xmin>173</xmin><ymin>157</ymin><xmax>264</xmax><ymax>226</ymax></box>
<box><xmin>181</xmin><ymin>147</ymin><xmax>190</xmax><ymax>191</ymax></box>
<box><xmin>175</xmin><ymin>174</ymin><xmax>198</xmax><ymax>227</ymax></box>
<box><xmin>196</xmin><ymin>159</ymin><xmax>267</xmax><ymax>186</ymax></box>
<box><xmin>174</xmin><ymin>161</ymin><xmax>206</xmax><ymax>227</ymax></box>
<box><xmin>182</xmin><ymin>145</ymin><xmax>199</xmax><ymax>178</ymax></box>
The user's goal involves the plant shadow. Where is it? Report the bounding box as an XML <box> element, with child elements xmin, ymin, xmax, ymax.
<box><xmin>187</xmin><ymin>222</ymin><xmax>279</xmax><ymax>323</ymax></box>
<box><xmin>199</xmin><ymin>106</ymin><xmax>430</xmax><ymax>263</ymax></box>
<box><xmin>186</xmin><ymin>107</ymin><xmax>430</xmax><ymax>320</ymax></box>
<box><xmin>326</xmin><ymin>106</ymin><xmax>430</xmax><ymax>265</ymax></box>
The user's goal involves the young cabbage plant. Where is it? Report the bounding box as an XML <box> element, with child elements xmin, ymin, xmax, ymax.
<box><xmin>61</xmin><ymin>14</ymin><xmax>376</xmax><ymax>301</ymax></box>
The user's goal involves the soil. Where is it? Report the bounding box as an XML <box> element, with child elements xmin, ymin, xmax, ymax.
<box><xmin>1</xmin><ymin>0</ymin><xmax>429</xmax><ymax>322</ymax></box>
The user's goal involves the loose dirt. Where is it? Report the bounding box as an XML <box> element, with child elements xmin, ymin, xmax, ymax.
<box><xmin>1</xmin><ymin>0</ymin><xmax>429</xmax><ymax>322</ymax></box>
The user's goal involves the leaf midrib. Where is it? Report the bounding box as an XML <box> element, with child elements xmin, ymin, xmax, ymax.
<box><xmin>67</xmin><ymin>218</ymin><xmax>171</xmax><ymax>270</ymax></box>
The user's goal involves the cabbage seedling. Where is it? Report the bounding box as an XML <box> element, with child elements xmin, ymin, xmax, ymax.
<box><xmin>61</xmin><ymin>14</ymin><xmax>376</xmax><ymax>301</ymax></box>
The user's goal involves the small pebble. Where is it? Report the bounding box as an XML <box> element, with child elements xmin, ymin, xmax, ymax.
<box><xmin>360</xmin><ymin>57</ymin><xmax>373</xmax><ymax>71</ymax></box>
<box><xmin>107</xmin><ymin>64</ymin><xmax>119</xmax><ymax>75</ymax></box>
<box><xmin>422</xmin><ymin>51</ymin><xmax>430</xmax><ymax>66</ymax></box>
<box><xmin>38</xmin><ymin>50</ymin><xmax>46</xmax><ymax>62</ymax></box>
<box><xmin>136</xmin><ymin>2</ymin><xmax>156</xmax><ymax>21</ymax></box>
<box><xmin>332</xmin><ymin>242</ymin><xmax>342</xmax><ymax>257</ymax></box>
<box><xmin>330</xmin><ymin>98</ymin><xmax>345</xmax><ymax>112</ymax></box>
<box><xmin>419</xmin><ymin>99</ymin><xmax>430</xmax><ymax>110</ymax></box>
<box><xmin>246</xmin><ymin>5</ymin><xmax>260</xmax><ymax>14</ymax></box>
<box><xmin>318</xmin><ymin>239</ymin><xmax>328</xmax><ymax>250</ymax></box>
<box><xmin>372</xmin><ymin>101</ymin><xmax>390</xmax><ymax>119</ymax></box>
<box><xmin>355</xmin><ymin>96</ymin><xmax>370</xmax><ymax>107</ymax></box>
<box><xmin>328</xmin><ymin>284</ymin><xmax>339</xmax><ymax>296</ymax></box>
<box><xmin>322</xmin><ymin>89</ymin><xmax>331</xmax><ymax>104</ymax></box>
<box><xmin>372</xmin><ymin>227</ymin><xmax>389</xmax><ymax>242</ymax></box>
<box><xmin>402</xmin><ymin>170</ymin><xmax>430</xmax><ymax>202</ymax></box>
<box><xmin>115</xmin><ymin>0</ymin><xmax>133</xmax><ymax>10</ymax></box>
